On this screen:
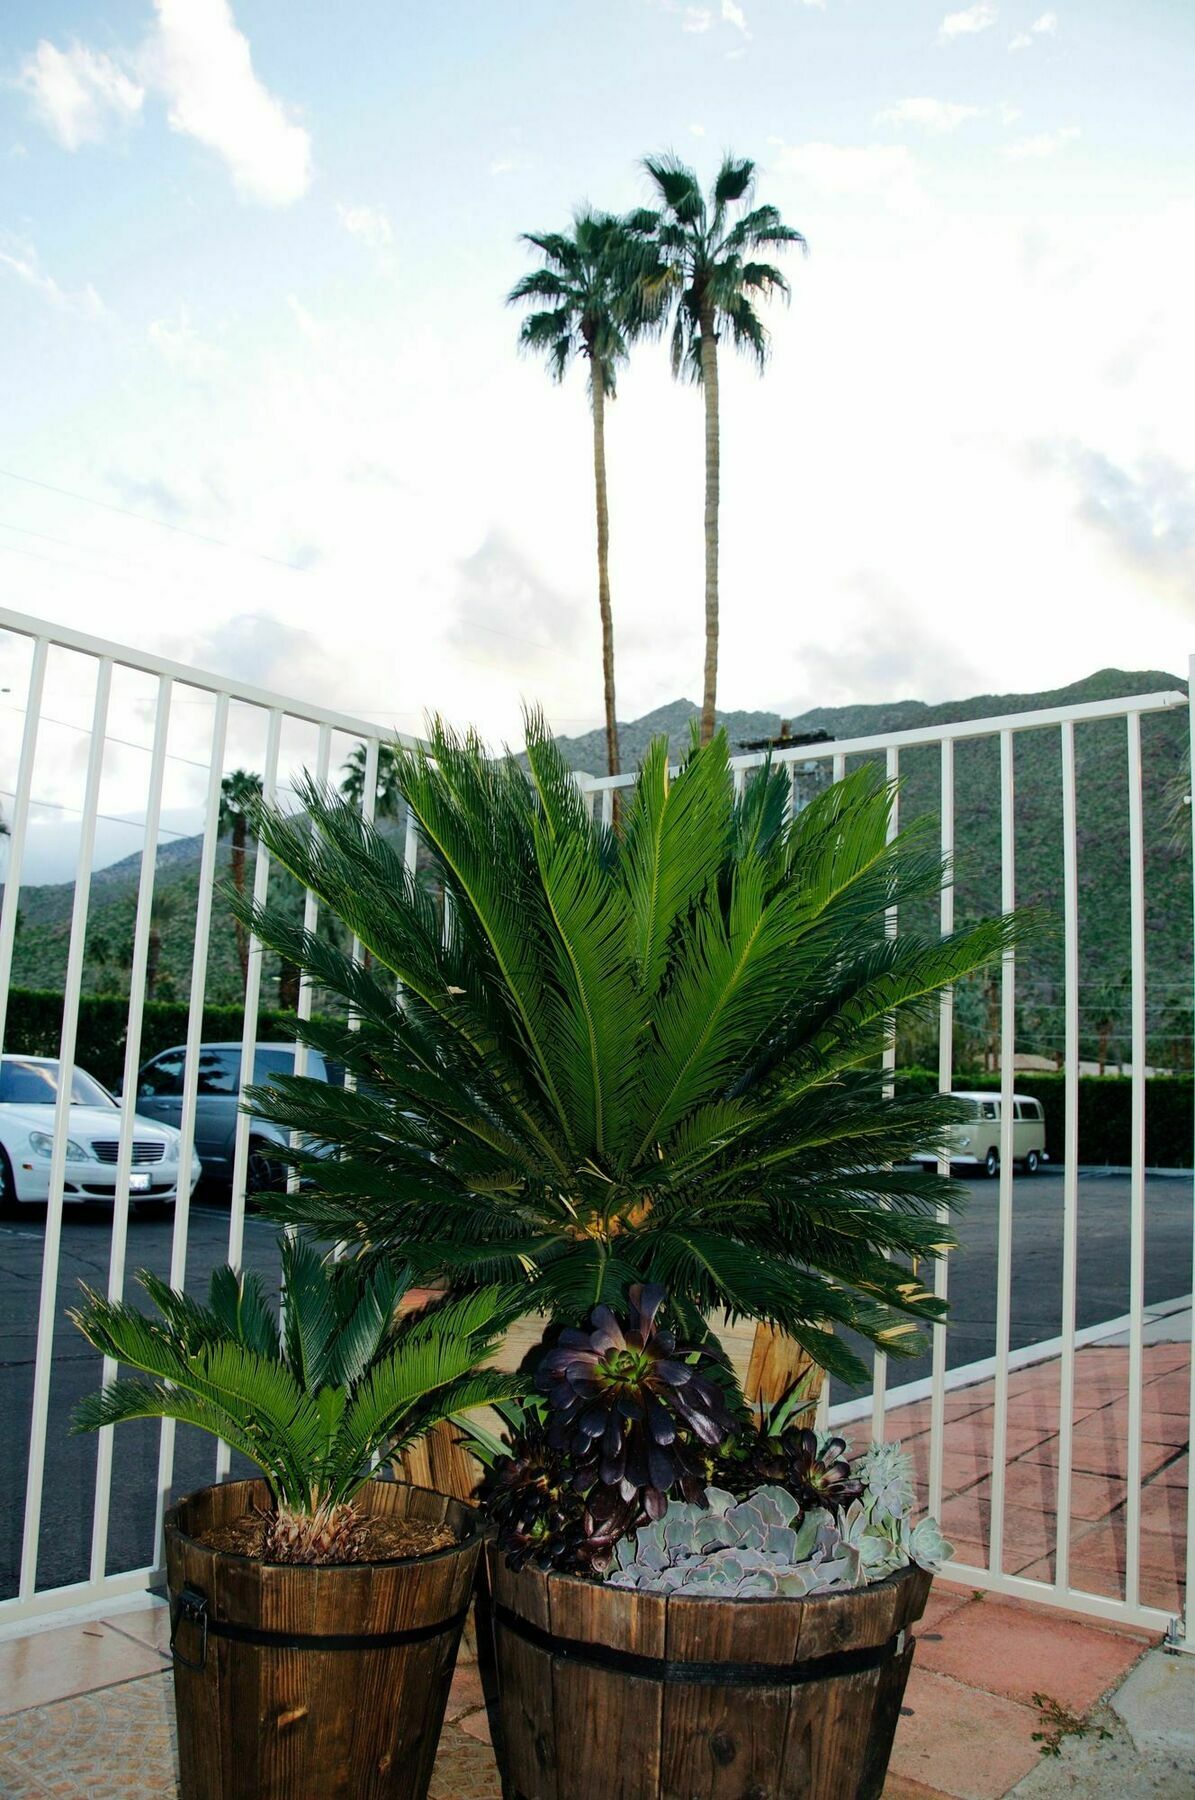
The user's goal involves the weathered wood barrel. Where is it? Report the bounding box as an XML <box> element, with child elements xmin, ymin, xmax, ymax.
<box><xmin>165</xmin><ymin>1478</ymin><xmax>479</xmax><ymax>1800</ymax></box>
<box><xmin>487</xmin><ymin>1544</ymin><xmax>932</xmax><ymax>1800</ymax></box>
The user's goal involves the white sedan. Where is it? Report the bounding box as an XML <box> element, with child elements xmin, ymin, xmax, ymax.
<box><xmin>0</xmin><ymin>1055</ymin><xmax>202</xmax><ymax>1211</ymax></box>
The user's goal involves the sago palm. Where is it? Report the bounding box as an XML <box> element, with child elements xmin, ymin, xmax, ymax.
<box><xmin>70</xmin><ymin>1235</ymin><xmax>521</xmax><ymax>1562</ymax></box>
<box><xmin>640</xmin><ymin>154</ymin><xmax>805</xmax><ymax>744</ymax></box>
<box><xmin>234</xmin><ymin>718</ymin><xmax>1023</xmax><ymax>1387</ymax></box>
<box><xmin>508</xmin><ymin>210</ymin><xmax>654</xmax><ymax>780</ymax></box>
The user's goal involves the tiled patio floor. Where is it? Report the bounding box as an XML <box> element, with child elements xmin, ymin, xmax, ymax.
<box><xmin>0</xmin><ymin>1339</ymin><xmax>1185</xmax><ymax>1798</ymax></box>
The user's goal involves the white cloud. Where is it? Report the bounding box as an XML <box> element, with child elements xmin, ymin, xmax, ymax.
<box><xmin>682</xmin><ymin>8</ymin><xmax>714</xmax><ymax>31</ymax></box>
<box><xmin>1002</xmin><ymin>124</ymin><xmax>1080</xmax><ymax>159</ymax></box>
<box><xmin>876</xmin><ymin>97</ymin><xmax>983</xmax><ymax>133</ymax></box>
<box><xmin>940</xmin><ymin>4</ymin><xmax>998</xmax><ymax>40</ymax></box>
<box><xmin>0</xmin><ymin>240</ymin><xmax>105</xmax><ymax>317</ymax></box>
<box><xmin>337</xmin><ymin>203</ymin><xmax>394</xmax><ymax>253</ymax></box>
<box><xmin>17</xmin><ymin>39</ymin><xmax>143</xmax><ymax>150</ymax></box>
<box><xmin>721</xmin><ymin>0</ymin><xmax>750</xmax><ymax>34</ymax></box>
<box><xmin>689</xmin><ymin>122</ymin><xmax>706</xmax><ymax>137</ymax></box>
<box><xmin>147</xmin><ymin>307</ymin><xmax>224</xmax><ymax>376</ymax></box>
<box><xmin>1010</xmin><ymin>11</ymin><xmax>1058</xmax><ymax>49</ymax></box>
<box><xmin>141</xmin><ymin>0</ymin><xmax>311</xmax><ymax>205</ymax></box>
<box><xmin>773</xmin><ymin>141</ymin><xmax>926</xmax><ymax>215</ymax></box>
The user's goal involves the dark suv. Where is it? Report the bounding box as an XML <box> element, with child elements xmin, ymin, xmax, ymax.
<box><xmin>135</xmin><ymin>1042</ymin><xmax>338</xmax><ymax>1194</ymax></box>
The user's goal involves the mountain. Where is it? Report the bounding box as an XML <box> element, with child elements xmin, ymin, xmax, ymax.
<box><xmin>5</xmin><ymin>668</ymin><xmax>1190</xmax><ymax>1068</ymax></box>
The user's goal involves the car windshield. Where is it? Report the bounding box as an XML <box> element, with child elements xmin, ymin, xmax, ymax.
<box><xmin>0</xmin><ymin>1059</ymin><xmax>116</xmax><ymax>1108</ymax></box>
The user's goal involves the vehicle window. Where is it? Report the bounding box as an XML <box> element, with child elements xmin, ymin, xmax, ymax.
<box><xmin>195</xmin><ymin>1048</ymin><xmax>242</xmax><ymax>1096</ymax></box>
<box><xmin>253</xmin><ymin>1048</ymin><xmax>296</xmax><ymax>1084</ymax></box>
<box><xmin>1013</xmin><ymin>1101</ymin><xmax>1025</xmax><ymax>1120</ymax></box>
<box><xmin>958</xmin><ymin>1099</ymin><xmax>983</xmax><ymax>1119</ymax></box>
<box><xmin>138</xmin><ymin>1051</ymin><xmax>185</xmax><ymax>1098</ymax></box>
<box><xmin>0</xmin><ymin>1059</ymin><xmax>115</xmax><ymax>1107</ymax></box>
<box><xmin>1028</xmin><ymin>1100</ymin><xmax>1043</xmax><ymax>1121</ymax></box>
<box><xmin>980</xmin><ymin>1101</ymin><xmax>998</xmax><ymax>1120</ymax></box>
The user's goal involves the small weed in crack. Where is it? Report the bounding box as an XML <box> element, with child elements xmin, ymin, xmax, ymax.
<box><xmin>1031</xmin><ymin>1693</ymin><xmax>1113</xmax><ymax>1758</ymax></box>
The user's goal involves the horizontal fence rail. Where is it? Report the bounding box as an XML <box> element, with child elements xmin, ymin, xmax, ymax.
<box><xmin>0</xmin><ymin>601</ymin><xmax>1190</xmax><ymax>1652</ymax></box>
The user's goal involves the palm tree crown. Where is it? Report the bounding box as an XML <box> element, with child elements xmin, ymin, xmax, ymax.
<box><xmin>341</xmin><ymin>741</ymin><xmax>405</xmax><ymax>821</ymax></box>
<box><xmin>641</xmin><ymin>152</ymin><xmax>805</xmax><ymax>381</ymax></box>
<box><xmin>235</xmin><ymin>719</ymin><xmax>1023</xmax><ymax>1387</ymax></box>
<box><xmin>507</xmin><ymin>208</ymin><xmax>646</xmax><ymax>398</ymax></box>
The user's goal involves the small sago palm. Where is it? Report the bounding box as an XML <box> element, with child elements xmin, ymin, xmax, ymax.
<box><xmin>639</xmin><ymin>154</ymin><xmax>806</xmax><ymax>744</ymax></box>
<box><xmin>234</xmin><ymin>718</ymin><xmax>1024</xmax><ymax>1387</ymax></box>
<box><xmin>70</xmin><ymin>1236</ymin><xmax>521</xmax><ymax>1563</ymax></box>
<box><xmin>508</xmin><ymin>210</ymin><xmax>655</xmax><ymax>781</ymax></box>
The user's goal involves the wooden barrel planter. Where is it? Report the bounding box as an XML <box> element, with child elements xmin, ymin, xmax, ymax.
<box><xmin>165</xmin><ymin>1478</ymin><xmax>479</xmax><ymax>1800</ymax></box>
<box><xmin>487</xmin><ymin>1544</ymin><xmax>932</xmax><ymax>1800</ymax></box>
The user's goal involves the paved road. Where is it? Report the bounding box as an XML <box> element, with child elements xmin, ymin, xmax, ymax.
<box><xmin>0</xmin><ymin>1169</ymin><xmax>1191</xmax><ymax>1602</ymax></box>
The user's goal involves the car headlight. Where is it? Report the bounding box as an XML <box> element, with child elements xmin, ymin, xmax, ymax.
<box><xmin>29</xmin><ymin>1130</ymin><xmax>90</xmax><ymax>1161</ymax></box>
<box><xmin>957</xmin><ymin>1136</ymin><xmax>971</xmax><ymax>1148</ymax></box>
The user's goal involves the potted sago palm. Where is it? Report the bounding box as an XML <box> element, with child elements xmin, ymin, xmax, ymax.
<box><xmin>231</xmin><ymin>716</ymin><xmax>1024</xmax><ymax>1798</ymax></box>
<box><xmin>70</xmin><ymin>1236</ymin><xmax>522</xmax><ymax>1800</ymax></box>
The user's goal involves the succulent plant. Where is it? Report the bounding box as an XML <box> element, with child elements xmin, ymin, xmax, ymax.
<box><xmin>604</xmin><ymin>1444</ymin><xmax>951</xmax><ymax>1597</ymax></box>
<box><xmin>537</xmin><ymin>1284</ymin><xmax>734</xmax><ymax>1519</ymax></box>
<box><xmin>720</xmin><ymin>1422</ymin><xmax>865</xmax><ymax>1515</ymax></box>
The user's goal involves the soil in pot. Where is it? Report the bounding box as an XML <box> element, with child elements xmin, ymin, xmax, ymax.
<box><xmin>197</xmin><ymin>1510</ymin><xmax>456</xmax><ymax>1562</ymax></box>
<box><xmin>166</xmin><ymin>1477</ymin><xmax>480</xmax><ymax>1800</ymax></box>
<box><xmin>488</xmin><ymin>1545</ymin><xmax>932</xmax><ymax>1800</ymax></box>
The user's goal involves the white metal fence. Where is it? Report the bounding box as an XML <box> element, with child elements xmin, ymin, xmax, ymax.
<box><xmin>0</xmin><ymin>603</ymin><xmax>1191</xmax><ymax>1650</ymax></box>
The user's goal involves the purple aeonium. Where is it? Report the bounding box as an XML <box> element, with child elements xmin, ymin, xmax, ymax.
<box><xmin>536</xmin><ymin>1283</ymin><xmax>734</xmax><ymax>1518</ymax></box>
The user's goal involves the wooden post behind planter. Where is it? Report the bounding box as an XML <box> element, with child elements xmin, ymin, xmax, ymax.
<box><xmin>165</xmin><ymin>1478</ymin><xmax>478</xmax><ymax>1800</ymax></box>
<box><xmin>488</xmin><ymin>1547</ymin><xmax>931</xmax><ymax>1800</ymax></box>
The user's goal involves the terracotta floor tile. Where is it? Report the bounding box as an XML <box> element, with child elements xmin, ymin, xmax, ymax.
<box><xmin>882</xmin><ymin>1774</ymin><xmax>954</xmax><ymax>1799</ymax></box>
<box><xmin>936</xmin><ymin>1411</ymin><xmax>1058</xmax><ymax>1460</ymax></box>
<box><xmin>964</xmin><ymin>1462</ymin><xmax>1122</xmax><ymax>1522</ymax></box>
<box><xmin>103</xmin><ymin>1605</ymin><xmax>171</xmax><ymax>1658</ymax></box>
<box><xmin>444</xmin><ymin>1663</ymin><xmax>487</xmax><ymax>1722</ymax></box>
<box><xmin>916</xmin><ymin>1584</ymin><xmax>976</xmax><ymax>1637</ymax></box>
<box><xmin>1016</xmin><ymin>1433</ymin><xmax>1175</xmax><ymax>1481</ymax></box>
<box><xmin>888</xmin><ymin>1668</ymin><xmax>1044</xmax><ymax>1799</ymax></box>
<box><xmin>0</xmin><ymin>1621</ymin><xmax>170</xmax><ymax>1717</ymax></box>
<box><xmin>938</xmin><ymin>1495</ymin><xmax>1062</xmax><ymax>1557</ymax></box>
<box><xmin>1150</xmin><ymin>1453</ymin><xmax>1188</xmax><ymax>1487</ymax></box>
<box><xmin>913</xmin><ymin>1593</ymin><xmax>1146</xmax><ymax>1712</ymax></box>
<box><xmin>455</xmin><ymin>1706</ymin><xmax>494</xmax><ymax>1747</ymax></box>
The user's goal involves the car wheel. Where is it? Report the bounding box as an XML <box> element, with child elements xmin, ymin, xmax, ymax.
<box><xmin>0</xmin><ymin>1148</ymin><xmax>18</xmax><ymax>1216</ymax></box>
<box><xmin>1024</xmin><ymin>1149</ymin><xmax>1040</xmax><ymax>1176</ymax></box>
<box><xmin>246</xmin><ymin>1141</ymin><xmax>285</xmax><ymax>1199</ymax></box>
<box><xmin>984</xmin><ymin>1146</ymin><xmax>1000</xmax><ymax>1179</ymax></box>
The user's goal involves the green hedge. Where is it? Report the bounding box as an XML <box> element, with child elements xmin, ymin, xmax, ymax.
<box><xmin>2</xmin><ymin>988</ymin><xmax>300</xmax><ymax>1093</ymax></box>
<box><xmin>897</xmin><ymin>1068</ymin><xmax>1193</xmax><ymax>1168</ymax></box>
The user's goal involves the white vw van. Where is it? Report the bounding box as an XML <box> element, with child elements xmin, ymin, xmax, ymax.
<box><xmin>912</xmin><ymin>1092</ymin><xmax>1048</xmax><ymax>1179</ymax></box>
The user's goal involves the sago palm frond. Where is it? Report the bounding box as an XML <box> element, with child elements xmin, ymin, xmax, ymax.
<box><xmin>234</xmin><ymin>718</ymin><xmax>1031</xmax><ymax>1388</ymax></box>
<box><xmin>70</xmin><ymin>1235</ymin><xmax>524</xmax><ymax>1521</ymax></box>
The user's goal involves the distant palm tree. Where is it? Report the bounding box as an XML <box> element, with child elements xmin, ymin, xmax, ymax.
<box><xmin>341</xmin><ymin>741</ymin><xmax>404</xmax><ymax>820</ymax></box>
<box><xmin>219</xmin><ymin>770</ymin><xmax>263</xmax><ymax>989</ymax></box>
<box><xmin>508</xmin><ymin>210</ymin><xmax>653</xmax><ymax>781</ymax></box>
<box><xmin>641</xmin><ymin>154</ymin><xmax>805</xmax><ymax>744</ymax></box>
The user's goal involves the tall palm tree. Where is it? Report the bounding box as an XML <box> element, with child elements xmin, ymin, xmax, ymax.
<box><xmin>219</xmin><ymin>770</ymin><xmax>263</xmax><ymax>989</ymax></box>
<box><xmin>508</xmin><ymin>211</ymin><xmax>650</xmax><ymax>781</ymax></box>
<box><xmin>341</xmin><ymin>741</ymin><xmax>404</xmax><ymax>820</ymax></box>
<box><xmin>145</xmin><ymin>887</ymin><xmax>178</xmax><ymax>1001</ymax></box>
<box><xmin>641</xmin><ymin>154</ymin><xmax>806</xmax><ymax>745</ymax></box>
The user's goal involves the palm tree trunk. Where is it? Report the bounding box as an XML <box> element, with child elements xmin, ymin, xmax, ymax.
<box><xmin>591</xmin><ymin>364</ymin><xmax>620</xmax><ymax>781</ymax></box>
<box><xmin>146</xmin><ymin>926</ymin><xmax>161</xmax><ymax>1001</ymax></box>
<box><xmin>231</xmin><ymin>819</ymin><xmax>249</xmax><ymax>990</ymax></box>
<box><xmin>699</xmin><ymin>311</ymin><xmax>720</xmax><ymax>746</ymax></box>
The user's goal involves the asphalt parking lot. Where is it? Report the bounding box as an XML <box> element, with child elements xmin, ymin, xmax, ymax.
<box><xmin>0</xmin><ymin>1168</ymin><xmax>1191</xmax><ymax>1601</ymax></box>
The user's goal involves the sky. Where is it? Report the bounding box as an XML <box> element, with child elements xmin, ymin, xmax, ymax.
<box><xmin>1</xmin><ymin>0</ymin><xmax>1193</xmax><ymax>878</ymax></box>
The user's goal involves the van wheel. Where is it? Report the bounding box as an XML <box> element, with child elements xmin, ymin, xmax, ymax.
<box><xmin>1024</xmin><ymin>1149</ymin><xmax>1040</xmax><ymax>1176</ymax></box>
<box><xmin>984</xmin><ymin>1146</ymin><xmax>1000</xmax><ymax>1179</ymax></box>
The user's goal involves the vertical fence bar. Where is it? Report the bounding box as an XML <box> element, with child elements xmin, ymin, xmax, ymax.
<box><xmin>153</xmin><ymin>691</ymin><xmax>229</xmax><ymax>1564</ymax></box>
<box><xmin>1124</xmin><ymin>712</ymin><xmax>1147</xmax><ymax>1609</ymax></box>
<box><xmin>0</xmin><ymin>637</ymin><xmax>49</xmax><ymax>1057</ymax></box>
<box><xmin>1054</xmin><ymin>721</ymin><xmax>1081</xmax><ymax>1595</ymax></box>
<box><xmin>929</xmin><ymin>737</ymin><xmax>955</xmax><ymax>1518</ymax></box>
<box><xmin>1184</xmin><ymin>658</ymin><xmax>1195</xmax><ymax>1651</ymax></box>
<box><xmin>289</xmin><ymin>727</ymin><xmax>331</xmax><ymax>1104</ymax></box>
<box><xmin>216</xmin><ymin>707</ymin><xmax>283</xmax><ymax>1479</ymax></box>
<box><xmin>832</xmin><ymin>752</ymin><xmax>846</xmax><ymax>784</ymax></box>
<box><xmin>89</xmin><ymin>674</ymin><xmax>173</xmax><ymax>1583</ymax></box>
<box><xmin>988</xmin><ymin>729</ymin><xmax>1017</xmax><ymax>1577</ymax></box>
<box><xmin>871</xmin><ymin>745</ymin><xmax>899</xmax><ymax>1442</ymax></box>
<box><xmin>19</xmin><ymin>656</ymin><xmax>112</xmax><ymax>1599</ymax></box>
